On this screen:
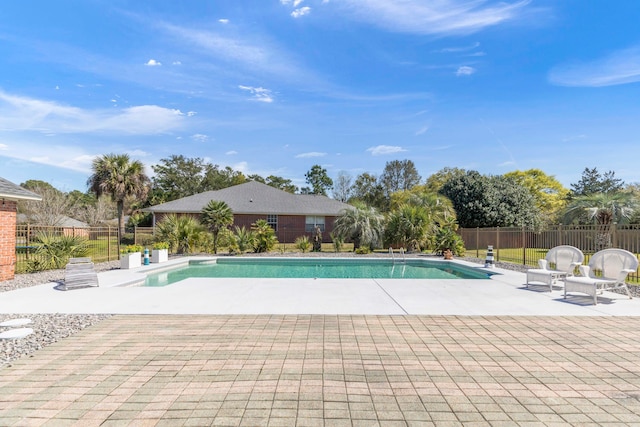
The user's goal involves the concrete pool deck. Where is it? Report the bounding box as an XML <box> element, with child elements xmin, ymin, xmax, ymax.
<box><xmin>1</xmin><ymin>256</ymin><xmax>639</xmax><ymax>316</ymax></box>
<box><xmin>2</xmin><ymin>257</ymin><xmax>640</xmax><ymax>425</ymax></box>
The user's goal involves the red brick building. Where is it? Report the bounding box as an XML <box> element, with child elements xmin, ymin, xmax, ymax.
<box><xmin>145</xmin><ymin>181</ymin><xmax>353</xmax><ymax>243</ymax></box>
<box><xmin>0</xmin><ymin>177</ymin><xmax>42</xmax><ymax>281</ymax></box>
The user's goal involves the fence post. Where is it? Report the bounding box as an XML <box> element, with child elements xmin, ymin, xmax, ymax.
<box><xmin>476</xmin><ymin>227</ymin><xmax>479</xmax><ymax>258</ymax></box>
<box><xmin>134</xmin><ymin>226</ymin><xmax>137</xmax><ymax>245</ymax></box>
<box><xmin>26</xmin><ymin>224</ymin><xmax>31</xmax><ymax>260</ymax></box>
<box><xmin>496</xmin><ymin>227</ymin><xmax>500</xmax><ymax>262</ymax></box>
<box><xmin>611</xmin><ymin>222</ymin><xmax>617</xmax><ymax>248</ymax></box>
<box><xmin>522</xmin><ymin>226</ymin><xmax>526</xmax><ymax>265</ymax></box>
<box><xmin>108</xmin><ymin>227</ymin><xmax>111</xmax><ymax>261</ymax></box>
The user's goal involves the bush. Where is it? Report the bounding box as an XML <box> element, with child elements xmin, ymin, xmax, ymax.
<box><xmin>121</xmin><ymin>244</ymin><xmax>143</xmax><ymax>254</ymax></box>
<box><xmin>27</xmin><ymin>232</ymin><xmax>89</xmax><ymax>272</ymax></box>
<box><xmin>295</xmin><ymin>236</ymin><xmax>312</xmax><ymax>253</ymax></box>
<box><xmin>230</xmin><ymin>226</ymin><xmax>255</xmax><ymax>254</ymax></box>
<box><xmin>252</xmin><ymin>219</ymin><xmax>278</xmax><ymax>253</ymax></box>
<box><xmin>152</xmin><ymin>242</ymin><xmax>170</xmax><ymax>250</ymax></box>
<box><xmin>330</xmin><ymin>232</ymin><xmax>344</xmax><ymax>252</ymax></box>
<box><xmin>355</xmin><ymin>246</ymin><xmax>371</xmax><ymax>255</ymax></box>
<box><xmin>433</xmin><ymin>227</ymin><xmax>466</xmax><ymax>256</ymax></box>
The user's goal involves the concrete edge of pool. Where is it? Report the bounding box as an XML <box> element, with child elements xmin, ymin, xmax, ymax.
<box><xmin>1</xmin><ymin>256</ymin><xmax>639</xmax><ymax>316</ymax></box>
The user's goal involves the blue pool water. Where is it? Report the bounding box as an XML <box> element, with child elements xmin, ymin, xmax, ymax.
<box><xmin>144</xmin><ymin>258</ymin><xmax>495</xmax><ymax>287</ymax></box>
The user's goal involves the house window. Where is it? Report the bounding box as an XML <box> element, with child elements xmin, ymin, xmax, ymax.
<box><xmin>305</xmin><ymin>216</ymin><xmax>325</xmax><ymax>232</ymax></box>
<box><xmin>267</xmin><ymin>214</ymin><xmax>278</xmax><ymax>230</ymax></box>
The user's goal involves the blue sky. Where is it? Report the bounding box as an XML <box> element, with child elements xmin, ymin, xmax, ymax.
<box><xmin>1</xmin><ymin>0</ymin><xmax>639</xmax><ymax>193</ymax></box>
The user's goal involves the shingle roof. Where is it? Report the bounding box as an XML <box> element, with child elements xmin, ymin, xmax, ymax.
<box><xmin>144</xmin><ymin>181</ymin><xmax>352</xmax><ymax>216</ymax></box>
<box><xmin>0</xmin><ymin>177</ymin><xmax>42</xmax><ymax>201</ymax></box>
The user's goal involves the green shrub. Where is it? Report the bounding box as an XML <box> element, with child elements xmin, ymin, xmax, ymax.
<box><xmin>252</xmin><ymin>219</ymin><xmax>278</xmax><ymax>253</ymax></box>
<box><xmin>27</xmin><ymin>232</ymin><xmax>89</xmax><ymax>272</ymax></box>
<box><xmin>330</xmin><ymin>232</ymin><xmax>344</xmax><ymax>252</ymax></box>
<box><xmin>121</xmin><ymin>244</ymin><xmax>143</xmax><ymax>254</ymax></box>
<box><xmin>152</xmin><ymin>242</ymin><xmax>170</xmax><ymax>250</ymax></box>
<box><xmin>294</xmin><ymin>236</ymin><xmax>312</xmax><ymax>253</ymax></box>
<box><xmin>433</xmin><ymin>227</ymin><xmax>466</xmax><ymax>256</ymax></box>
<box><xmin>229</xmin><ymin>226</ymin><xmax>255</xmax><ymax>254</ymax></box>
<box><xmin>355</xmin><ymin>246</ymin><xmax>371</xmax><ymax>255</ymax></box>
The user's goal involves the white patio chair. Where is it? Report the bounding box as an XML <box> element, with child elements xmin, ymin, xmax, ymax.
<box><xmin>564</xmin><ymin>248</ymin><xmax>638</xmax><ymax>305</ymax></box>
<box><xmin>526</xmin><ymin>245</ymin><xmax>584</xmax><ymax>292</ymax></box>
<box><xmin>61</xmin><ymin>257</ymin><xmax>99</xmax><ymax>291</ymax></box>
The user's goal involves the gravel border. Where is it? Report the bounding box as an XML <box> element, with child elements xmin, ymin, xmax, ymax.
<box><xmin>1</xmin><ymin>254</ymin><xmax>637</xmax><ymax>369</ymax></box>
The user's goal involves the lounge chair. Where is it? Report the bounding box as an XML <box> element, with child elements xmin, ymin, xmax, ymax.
<box><xmin>61</xmin><ymin>257</ymin><xmax>99</xmax><ymax>291</ymax></box>
<box><xmin>526</xmin><ymin>245</ymin><xmax>584</xmax><ymax>291</ymax></box>
<box><xmin>564</xmin><ymin>248</ymin><xmax>638</xmax><ymax>304</ymax></box>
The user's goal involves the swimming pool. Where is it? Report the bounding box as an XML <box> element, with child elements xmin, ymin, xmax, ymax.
<box><xmin>144</xmin><ymin>257</ymin><xmax>495</xmax><ymax>287</ymax></box>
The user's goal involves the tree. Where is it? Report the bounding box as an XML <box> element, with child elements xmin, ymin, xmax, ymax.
<box><xmin>384</xmin><ymin>204</ymin><xmax>430</xmax><ymax>252</ymax></box>
<box><xmin>439</xmin><ymin>171</ymin><xmax>541</xmax><ymax>228</ymax></box>
<box><xmin>504</xmin><ymin>169</ymin><xmax>569</xmax><ymax>223</ymax></box>
<box><xmin>76</xmin><ymin>195</ymin><xmax>116</xmax><ymax>226</ymax></box>
<box><xmin>87</xmin><ymin>153</ymin><xmax>150</xmax><ymax>242</ymax></box>
<box><xmin>151</xmin><ymin>155</ymin><xmax>209</xmax><ymax>201</ymax></box>
<box><xmin>351</xmin><ymin>172</ymin><xmax>387</xmax><ymax>210</ymax></box>
<box><xmin>202</xmin><ymin>165</ymin><xmax>246</xmax><ymax>190</ymax></box>
<box><xmin>201</xmin><ymin>200</ymin><xmax>234</xmax><ymax>254</ymax></box>
<box><xmin>332</xmin><ymin>203</ymin><xmax>385</xmax><ymax>250</ymax></box>
<box><xmin>424</xmin><ymin>167</ymin><xmax>466</xmax><ymax>193</ymax></box>
<box><xmin>266</xmin><ymin>175</ymin><xmax>298</xmax><ymax>193</ymax></box>
<box><xmin>304</xmin><ymin>165</ymin><xmax>333</xmax><ymax>195</ymax></box>
<box><xmin>18</xmin><ymin>185</ymin><xmax>77</xmax><ymax>226</ymax></box>
<box><xmin>155</xmin><ymin>214</ymin><xmax>205</xmax><ymax>254</ymax></box>
<box><xmin>563</xmin><ymin>192</ymin><xmax>638</xmax><ymax>249</ymax></box>
<box><xmin>570</xmin><ymin>167</ymin><xmax>624</xmax><ymax>196</ymax></box>
<box><xmin>332</xmin><ymin>171</ymin><xmax>353</xmax><ymax>202</ymax></box>
<box><xmin>379</xmin><ymin>159</ymin><xmax>421</xmax><ymax>197</ymax></box>
<box><xmin>252</xmin><ymin>219</ymin><xmax>278</xmax><ymax>253</ymax></box>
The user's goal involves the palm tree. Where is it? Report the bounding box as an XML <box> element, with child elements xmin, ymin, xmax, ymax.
<box><xmin>384</xmin><ymin>204</ymin><xmax>429</xmax><ymax>252</ymax></box>
<box><xmin>87</xmin><ymin>154</ymin><xmax>150</xmax><ymax>244</ymax></box>
<box><xmin>563</xmin><ymin>192</ymin><xmax>638</xmax><ymax>249</ymax></box>
<box><xmin>155</xmin><ymin>214</ymin><xmax>205</xmax><ymax>254</ymax></box>
<box><xmin>201</xmin><ymin>200</ymin><xmax>234</xmax><ymax>254</ymax></box>
<box><xmin>333</xmin><ymin>203</ymin><xmax>385</xmax><ymax>251</ymax></box>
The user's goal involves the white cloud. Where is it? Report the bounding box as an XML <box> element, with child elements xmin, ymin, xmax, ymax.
<box><xmin>145</xmin><ymin>59</ymin><xmax>162</xmax><ymax>66</ymax></box>
<box><xmin>0</xmin><ymin>143</ymin><xmax>8</xmax><ymax>150</ymax></box>
<box><xmin>191</xmin><ymin>134</ymin><xmax>209</xmax><ymax>142</ymax></box>
<box><xmin>549</xmin><ymin>45</ymin><xmax>640</xmax><ymax>87</ymax></box>
<box><xmin>415</xmin><ymin>126</ymin><xmax>429</xmax><ymax>135</ymax></box>
<box><xmin>456</xmin><ymin>66</ymin><xmax>476</xmax><ymax>76</ymax></box>
<box><xmin>238</xmin><ymin>85</ymin><xmax>274</xmax><ymax>103</ymax></box>
<box><xmin>226</xmin><ymin>150</ymin><xmax>238</xmax><ymax>155</ymax></box>
<box><xmin>218</xmin><ymin>19</ymin><xmax>229</xmax><ymax>24</ymax></box>
<box><xmin>366</xmin><ymin>145</ymin><xmax>407</xmax><ymax>156</ymax></box>
<box><xmin>0</xmin><ymin>91</ymin><xmax>186</xmax><ymax>134</ymax></box>
<box><xmin>333</xmin><ymin>0</ymin><xmax>531</xmax><ymax>35</ymax></box>
<box><xmin>187</xmin><ymin>111</ymin><xmax>197</xmax><ymax>117</ymax></box>
<box><xmin>435</xmin><ymin>42</ymin><xmax>481</xmax><ymax>53</ymax></box>
<box><xmin>292</xmin><ymin>7</ymin><xmax>311</xmax><ymax>18</ymax></box>
<box><xmin>295</xmin><ymin>152</ymin><xmax>327</xmax><ymax>158</ymax></box>
<box><xmin>172</xmin><ymin>61</ymin><xmax>182</xmax><ymax>65</ymax></box>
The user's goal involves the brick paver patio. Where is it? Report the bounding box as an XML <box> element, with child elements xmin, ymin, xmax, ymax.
<box><xmin>1</xmin><ymin>315</ymin><xmax>640</xmax><ymax>426</ymax></box>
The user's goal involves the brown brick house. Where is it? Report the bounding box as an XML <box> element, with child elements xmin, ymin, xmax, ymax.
<box><xmin>0</xmin><ymin>177</ymin><xmax>42</xmax><ymax>281</ymax></box>
<box><xmin>144</xmin><ymin>181</ymin><xmax>353</xmax><ymax>243</ymax></box>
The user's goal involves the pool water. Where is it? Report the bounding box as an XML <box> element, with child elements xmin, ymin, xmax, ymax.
<box><xmin>144</xmin><ymin>258</ymin><xmax>494</xmax><ymax>287</ymax></box>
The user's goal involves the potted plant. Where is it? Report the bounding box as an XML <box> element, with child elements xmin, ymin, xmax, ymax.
<box><xmin>151</xmin><ymin>242</ymin><xmax>169</xmax><ymax>263</ymax></box>
<box><xmin>120</xmin><ymin>244</ymin><xmax>143</xmax><ymax>269</ymax></box>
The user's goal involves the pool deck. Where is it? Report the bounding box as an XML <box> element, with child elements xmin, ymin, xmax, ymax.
<box><xmin>2</xmin><ymin>256</ymin><xmax>640</xmax><ymax>315</ymax></box>
<box><xmin>2</xmin><ymin>257</ymin><xmax>640</xmax><ymax>425</ymax></box>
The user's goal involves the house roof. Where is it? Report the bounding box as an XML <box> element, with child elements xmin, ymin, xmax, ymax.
<box><xmin>17</xmin><ymin>213</ymin><xmax>89</xmax><ymax>227</ymax></box>
<box><xmin>0</xmin><ymin>177</ymin><xmax>42</xmax><ymax>202</ymax></box>
<box><xmin>144</xmin><ymin>181</ymin><xmax>352</xmax><ymax>216</ymax></box>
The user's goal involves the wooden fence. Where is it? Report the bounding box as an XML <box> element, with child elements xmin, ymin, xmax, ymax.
<box><xmin>459</xmin><ymin>224</ymin><xmax>640</xmax><ymax>281</ymax></box>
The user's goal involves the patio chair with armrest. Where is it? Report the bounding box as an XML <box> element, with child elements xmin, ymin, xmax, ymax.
<box><xmin>526</xmin><ymin>245</ymin><xmax>584</xmax><ymax>292</ymax></box>
<box><xmin>563</xmin><ymin>248</ymin><xmax>638</xmax><ymax>305</ymax></box>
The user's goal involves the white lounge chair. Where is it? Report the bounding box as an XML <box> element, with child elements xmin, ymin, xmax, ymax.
<box><xmin>564</xmin><ymin>248</ymin><xmax>638</xmax><ymax>305</ymax></box>
<box><xmin>526</xmin><ymin>245</ymin><xmax>584</xmax><ymax>291</ymax></box>
<box><xmin>62</xmin><ymin>257</ymin><xmax>99</xmax><ymax>291</ymax></box>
